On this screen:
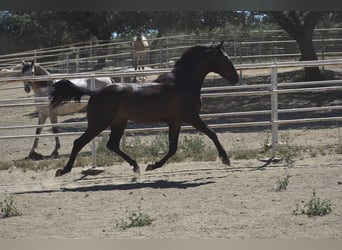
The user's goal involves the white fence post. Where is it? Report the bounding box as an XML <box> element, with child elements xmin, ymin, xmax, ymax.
<box><xmin>66</xmin><ymin>53</ymin><xmax>69</xmax><ymax>74</ymax></box>
<box><xmin>90</xmin><ymin>74</ymin><xmax>97</xmax><ymax>168</ymax></box>
<box><xmin>271</xmin><ymin>65</ymin><xmax>279</xmax><ymax>158</ymax></box>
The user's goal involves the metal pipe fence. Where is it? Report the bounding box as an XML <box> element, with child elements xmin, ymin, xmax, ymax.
<box><xmin>1</xmin><ymin>59</ymin><xmax>342</xmax><ymax>165</ymax></box>
<box><xmin>1</xmin><ymin>28</ymin><xmax>342</xmax><ymax>72</ymax></box>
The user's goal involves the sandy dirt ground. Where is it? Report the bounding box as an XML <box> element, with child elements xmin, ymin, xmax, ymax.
<box><xmin>0</xmin><ymin>73</ymin><xmax>341</xmax><ymax>239</ymax></box>
<box><xmin>0</xmin><ymin>155</ymin><xmax>341</xmax><ymax>239</ymax></box>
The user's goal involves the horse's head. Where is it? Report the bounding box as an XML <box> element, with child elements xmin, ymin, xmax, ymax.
<box><xmin>21</xmin><ymin>60</ymin><xmax>35</xmax><ymax>93</ymax></box>
<box><xmin>21</xmin><ymin>60</ymin><xmax>50</xmax><ymax>93</ymax></box>
<box><xmin>210</xmin><ymin>41</ymin><xmax>239</xmax><ymax>85</ymax></box>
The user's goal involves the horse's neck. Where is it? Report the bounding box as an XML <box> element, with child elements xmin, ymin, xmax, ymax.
<box><xmin>32</xmin><ymin>84</ymin><xmax>52</xmax><ymax>97</ymax></box>
<box><xmin>173</xmin><ymin>66</ymin><xmax>210</xmax><ymax>95</ymax></box>
<box><xmin>35</xmin><ymin>65</ymin><xmax>50</xmax><ymax>76</ymax></box>
<box><xmin>32</xmin><ymin>65</ymin><xmax>54</xmax><ymax>95</ymax></box>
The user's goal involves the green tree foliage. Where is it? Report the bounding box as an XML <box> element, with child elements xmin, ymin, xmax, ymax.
<box><xmin>0</xmin><ymin>11</ymin><xmax>248</xmax><ymax>51</ymax></box>
<box><xmin>1</xmin><ymin>10</ymin><xmax>341</xmax><ymax>81</ymax></box>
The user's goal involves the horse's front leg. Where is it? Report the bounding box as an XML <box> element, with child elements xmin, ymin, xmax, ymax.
<box><xmin>28</xmin><ymin>113</ymin><xmax>47</xmax><ymax>160</ymax></box>
<box><xmin>145</xmin><ymin>123</ymin><xmax>181</xmax><ymax>171</ymax></box>
<box><xmin>188</xmin><ymin>114</ymin><xmax>230</xmax><ymax>166</ymax></box>
<box><xmin>107</xmin><ymin>121</ymin><xmax>140</xmax><ymax>174</ymax></box>
<box><xmin>132</xmin><ymin>54</ymin><xmax>138</xmax><ymax>82</ymax></box>
<box><xmin>49</xmin><ymin>109</ymin><xmax>60</xmax><ymax>158</ymax></box>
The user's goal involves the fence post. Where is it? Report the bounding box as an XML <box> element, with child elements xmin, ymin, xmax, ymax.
<box><xmin>159</xmin><ymin>42</ymin><xmax>163</xmax><ymax>68</ymax></box>
<box><xmin>271</xmin><ymin>65</ymin><xmax>279</xmax><ymax>158</ymax></box>
<box><xmin>76</xmin><ymin>49</ymin><xmax>80</xmax><ymax>73</ymax></box>
<box><xmin>90</xmin><ymin>74</ymin><xmax>97</xmax><ymax>168</ymax></box>
<box><xmin>66</xmin><ymin>53</ymin><xmax>69</xmax><ymax>74</ymax></box>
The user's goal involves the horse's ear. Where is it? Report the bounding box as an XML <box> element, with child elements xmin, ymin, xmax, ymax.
<box><xmin>220</xmin><ymin>41</ymin><xmax>224</xmax><ymax>47</ymax></box>
<box><xmin>31</xmin><ymin>60</ymin><xmax>35</xmax><ymax>66</ymax></box>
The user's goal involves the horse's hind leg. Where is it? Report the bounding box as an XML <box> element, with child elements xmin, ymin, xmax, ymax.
<box><xmin>28</xmin><ymin>113</ymin><xmax>47</xmax><ymax>160</ymax></box>
<box><xmin>107</xmin><ymin>121</ymin><xmax>140</xmax><ymax>174</ymax></box>
<box><xmin>55</xmin><ymin>126</ymin><xmax>105</xmax><ymax>177</ymax></box>
<box><xmin>145</xmin><ymin>123</ymin><xmax>181</xmax><ymax>171</ymax></box>
<box><xmin>49</xmin><ymin>109</ymin><xmax>60</xmax><ymax>158</ymax></box>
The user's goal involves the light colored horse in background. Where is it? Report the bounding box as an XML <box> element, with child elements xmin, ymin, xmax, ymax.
<box><xmin>0</xmin><ymin>63</ymin><xmax>25</xmax><ymax>81</ymax></box>
<box><xmin>21</xmin><ymin>60</ymin><xmax>113</xmax><ymax>160</ymax></box>
<box><xmin>131</xmin><ymin>32</ymin><xmax>149</xmax><ymax>82</ymax></box>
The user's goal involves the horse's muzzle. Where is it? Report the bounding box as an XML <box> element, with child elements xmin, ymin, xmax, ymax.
<box><xmin>24</xmin><ymin>83</ymin><xmax>31</xmax><ymax>93</ymax></box>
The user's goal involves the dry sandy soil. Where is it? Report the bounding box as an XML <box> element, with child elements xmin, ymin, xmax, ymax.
<box><xmin>0</xmin><ymin>155</ymin><xmax>341</xmax><ymax>239</ymax></box>
<box><xmin>0</xmin><ymin>71</ymin><xmax>341</xmax><ymax>239</ymax></box>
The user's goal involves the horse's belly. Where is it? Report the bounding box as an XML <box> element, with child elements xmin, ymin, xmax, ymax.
<box><xmin>57</xmin><ymin>103</ymin><xmax>86</xmax><ymax>115</ymax></box>
<box><xmin>123</xmin><ymin>99</ymin><xmax>180</xmax><ymax>123</ymax></box>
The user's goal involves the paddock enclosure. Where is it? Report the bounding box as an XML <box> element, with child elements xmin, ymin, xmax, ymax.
<box><xmin>0</xmin><ymin>30</ymin><xmax>341</xmax><ymax>239</ymax></box>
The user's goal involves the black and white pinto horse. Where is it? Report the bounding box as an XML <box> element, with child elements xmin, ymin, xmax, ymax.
<box><xmin>21</xmin><ymin>61</ymin><xmax>113</xmax><ymax>160</ymax></box>
<box><xmin>131</xmin><ymin>32</ymin><xmax>149</xmax><ymax>82</ymax></box>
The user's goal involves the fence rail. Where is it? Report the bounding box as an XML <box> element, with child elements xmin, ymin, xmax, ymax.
<box><xmin>1</xmin><ymin>59</ymin><xmax>342</xmax><ymax>165</ymax></box>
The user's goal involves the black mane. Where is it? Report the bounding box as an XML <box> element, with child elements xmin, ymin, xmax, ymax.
<box><xmin>172</xmin><ymin>45</ymin><xmax>211</xmax><ymax>76</ymax></box>
<box><xmin>153</xmin><ymin>44</ymin><xmax>218</xmax><ymax>90</ymax></box>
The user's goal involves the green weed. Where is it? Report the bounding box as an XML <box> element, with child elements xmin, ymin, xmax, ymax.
<box><xmin>116</xmin><ymin>205</ymin><xmax>154</xmax><ymax>230</ymax></box>
<box><xmin>275</xmin><ymin>174</ymin><xmax>290</xmax><ymax>192</ymax></box>
<box><xmin>277</xmin><ymin>133</ymin><xmax>300</xmax><ymax>166</ymax></box>
<box><xmin>0</xmin><ymin>196</ymin><xmax>21</xmax><ymax>218</ymax></box>
<box><xmin>0</xmin><ymin>161</ymin><xmax>12</xmax><ymax>171</ymax></box>
<box><xmin>293</xmin><ymin>191</ymin><xmax>332</xmax><ymax>217</ymax></box>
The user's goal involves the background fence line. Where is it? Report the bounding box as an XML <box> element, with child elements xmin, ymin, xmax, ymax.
<box><xmin>1</xmin><ymin>28</ymin><xmax>342</xmax><ymax>73</ymax></box>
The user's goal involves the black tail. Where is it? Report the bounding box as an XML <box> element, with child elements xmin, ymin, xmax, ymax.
<box><xmin>50</xmin><ymin>79</ymin><xmax>93</xmax><ymax>108</ymax></box>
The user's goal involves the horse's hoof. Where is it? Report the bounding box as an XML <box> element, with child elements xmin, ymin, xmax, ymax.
<box><xmin>131</xmin><ymin>176</ymin><xmax>138</xmax><ymax>183</ymax></box>
<box><xmin>133</xmin><ymin>165</ymin><xmax>141</xmax><ymax>174</ymax></box>
<box><xmin>55</xmin><ymin>168</ymin><xmax>64</xmax><ymax>177</ymax></box>
<box><xmin>28</xmin><ymin>152</ymin><xmax>43</xmax><ymax>160</ymax></box>
<box><xmin>222</xmin><ymin>158</ymin><xmax>231</xmax><ymax>166</ymax></box>
<box><xmin>145</xmin><ymin>164</ymin><xmax>155</xmax><ymax>171</ymax></box>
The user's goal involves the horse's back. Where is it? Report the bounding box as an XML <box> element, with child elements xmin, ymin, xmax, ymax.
<box><xmin>87</xmin><ymin>81</ymin><xmax>183</xmax><ymax>123</ymax></box>
<box><xmin>70</xmin><ymin>77</ymin><xmax>112</xmax><ymax>90</ymax></box>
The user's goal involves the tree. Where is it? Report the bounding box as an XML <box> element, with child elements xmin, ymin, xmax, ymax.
<box><xmin>268</xmin><ymin>11</ymin><xmax>323</xmax><ymax>81</ymax></box>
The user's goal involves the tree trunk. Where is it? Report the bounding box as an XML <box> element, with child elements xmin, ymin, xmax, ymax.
<box><xmin>297</xmin><ymin>37</ymin><xmax>322</xmax><ymax>81</ymax></box>
<box><xmin>268</xmin><ymin>11</ymin><xmax>323</xmax><ymax>81</ymax></box>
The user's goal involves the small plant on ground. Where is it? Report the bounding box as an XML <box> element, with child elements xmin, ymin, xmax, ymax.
<box><xmin>0</xmin><ymin>196</ymin><xmax>21</xmax><ymax>218</ymax></box>
<box><xmin>0</xmin><ymin>161</ymin><xmax>13</xmax><ymax>171</ymax></box>
<box><xmin>116</xmin><ymin>205</ymin><xmax>154</xmax><ymax>230</ymax></box>
<box><xmin>293</xmin><ymin>191</ymin><xmax>332</xmax><ymax>217</ymax></box>
<box><xmin>174</xmin><ymin>135</ymin><xmax>217</xmax><ymax>162</ymax></box>
<box><xmin>261</xmin><ymin>131</ymin><xmax>272</xmax><ymax>153</ymax></box>
<box><xmin>277</xmin><ymin>133</ymin><xmax>300</xmax><ymax>166</ymax></box>
<box><xmin>275</xmin><ymin>174</ymin><xmax>290</xmax><ymax>192</ymax></box>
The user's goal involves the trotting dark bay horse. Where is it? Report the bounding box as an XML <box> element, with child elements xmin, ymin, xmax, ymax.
<box><xmin>50</xmin><ymin>41</ymin><xmax>239</xmax><ymax>177</ymax></box>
